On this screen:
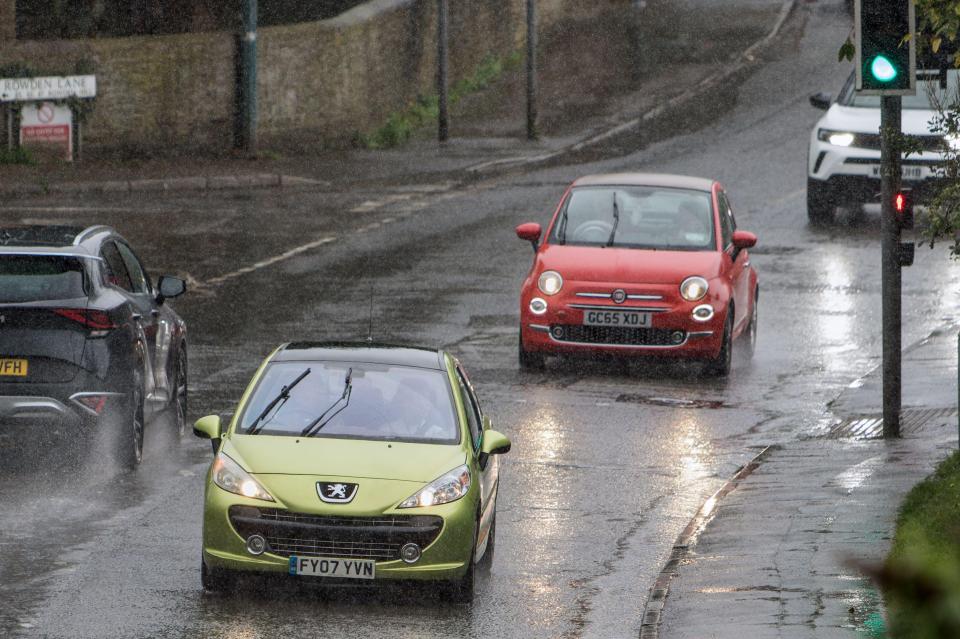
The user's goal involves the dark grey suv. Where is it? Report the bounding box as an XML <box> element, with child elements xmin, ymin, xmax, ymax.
<box><xmin>0</xmin><ymin>225</ymin><xmax>187</xmax><ymax>468</ymax></box>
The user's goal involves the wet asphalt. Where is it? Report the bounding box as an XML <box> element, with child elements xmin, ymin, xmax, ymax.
<box><xmin>2</xmin><ymin>1</ymin><xmax>960</xmax><ymax>638</ymax></box>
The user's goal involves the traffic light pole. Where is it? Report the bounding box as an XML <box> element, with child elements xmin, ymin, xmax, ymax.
<box><xmin>880</xmin><ymin>95</ymin><xmax>902</xmax><ymax>437</ymax></box>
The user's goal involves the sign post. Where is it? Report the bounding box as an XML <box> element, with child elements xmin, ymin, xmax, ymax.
<box><xmin>19</xmin><ymin>101</ymin><xmax>72</xmax><ymax>161</ymax></box>
<box><xmin>0</xmin><ymin>75</ymin><xmax>96</xmax><ymax>162</ymax></box>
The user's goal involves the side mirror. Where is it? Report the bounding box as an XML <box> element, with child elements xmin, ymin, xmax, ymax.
<box><xmin>156</xmin><ymin>275</ymin><xmax>187</xmax><ymax>305</ymax></box>
<box><xmin>515</xmin><ymin>222</ymin><xmax>542</xmax><ymax>252</ymax></box>
<box><xmin>809</xmin><ymin>92</ymin><xmax>831</xmax><ymax>110</ymax></box>
<box><xmin>193</xmin><ymin>414</ymin><xmax>222</xmax><ymax>454</ymax></box>
<box><xmin>732</xmin><ymin>230</ymin><xmax>758</xmax><ymax>249</ymax></box>
<box><xmin>477</xmin><ymin>428</ymin><xmax>511</xmax><ymax>471</ymax></box>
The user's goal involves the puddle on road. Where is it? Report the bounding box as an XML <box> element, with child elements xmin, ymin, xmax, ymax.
<box><xmin>616</xmin><ymin>394</ymin><xmax>727</xmax><ymax>409</ymax></box>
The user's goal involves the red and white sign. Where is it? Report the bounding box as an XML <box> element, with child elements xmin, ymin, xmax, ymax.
<box><xmin>20</xmin><ymin>102</ymin><xmax>72</xmax><ymax>161</ymax></box>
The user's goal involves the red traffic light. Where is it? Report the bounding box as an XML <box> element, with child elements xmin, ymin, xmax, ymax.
<box><xmin>894</xmin><ymin>189</ymin><xmax>914</xmax><ymax>230</ymax></box>
<box><xmin>895</xmin><ymin>192</ymin><xmax>906</xmax><ymax>212</ymax></box>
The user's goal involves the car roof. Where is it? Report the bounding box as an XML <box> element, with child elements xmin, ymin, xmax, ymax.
<box><xmin>571</xmin><ymin>173</ymin><xmax>716</xmax><ymax>192</ymax></box>
<box><xmin>0</xmin><ymin>224</ymin><xmax>115</xmax><ymax>256</ymax></box>
<box><xmin>273</xmin><ymin>342</ymin><xmax>447</xmax><ymax>370</ymax></box>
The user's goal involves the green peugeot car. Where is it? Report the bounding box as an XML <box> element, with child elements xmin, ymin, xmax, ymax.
<box><xmin>193</xmin><ymin>343</ymin><xmax>510</xmax><ymax>602</ymax></box>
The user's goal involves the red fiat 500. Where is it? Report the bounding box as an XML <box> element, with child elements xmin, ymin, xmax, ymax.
<box><xmin>516</xmin><ymin>173</ymin><xmax>758</xmax><ymax>376</ymax></box>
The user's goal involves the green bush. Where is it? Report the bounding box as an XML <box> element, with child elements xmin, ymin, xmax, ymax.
<box><xmin>885</xmin><ymin>450</ymin><xmax>960</xmax><ymax>638</ymax></box>
<box><xmin>0</xmin><ymin>147</ymin><xmax>36</xmax><ymax>165</ymax></box>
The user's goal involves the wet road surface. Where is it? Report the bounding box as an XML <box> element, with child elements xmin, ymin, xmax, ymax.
<box><xmin>3</xmin><ymin>2</ymin><xmax>960</xmax><ymax>638</ymax></box>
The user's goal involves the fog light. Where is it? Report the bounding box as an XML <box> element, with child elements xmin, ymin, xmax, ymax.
<box><xmin>692</xmin><ymin>304</ymin><xmax>714</xmax><ymax>322</ymax></box>
<box><xmin>246</xmin><ymin>534</ymin><xmax>268</xmax><ymax>556</ymax></box>
<box><xmin>400</xmin><ymin>542</ymin><xmax>421</xmax><ymax>564</ymax></box>
<box><xmin>671</xmin><ymin>331</ymin><xmax>685</xmax><ymax>345</ymax></box>
<box><xmin>551</xmin><ymin>325</ymin><xmax>565</xmax><ymax>340</ymax></box>
<box><xmin>529</xmin><ymin>297</ymin><xmax>548</xmax><ymax>315</ymax></box>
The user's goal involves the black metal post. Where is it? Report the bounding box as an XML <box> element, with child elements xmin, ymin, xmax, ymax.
<box><xmin>881</xmin><ymin>95</ymin><xmax>902</xmax><ymax>438</ymax></box>
<box><xmin>437</xmin><ymin>0</ymin><xmax>449</xmax><ymax>143</ymax></box>
<box><xmin>526</xmin><ymin>0</ymin><xmax>538</xmax><ymax>140</ymax></box>
<box><xmin>237</xmin><ymin>0</ymin><xmax>258</xmax><ymax>152</ymax></box>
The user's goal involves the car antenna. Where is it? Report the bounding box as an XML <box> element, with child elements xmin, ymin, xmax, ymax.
<box><xmin>366</xmin><ymin>278</ymin><xmax>375</xmax><ymax>343</ymax></box>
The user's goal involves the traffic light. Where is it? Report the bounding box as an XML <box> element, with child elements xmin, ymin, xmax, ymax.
<box><xmin>894</xmin><ymin>189</ymin><xmax>914</xmax><ymax>230</ymax></box>
<box><xmin>856</xmin><ymin>0</ymin><xmax>916</xmax><ymax>95</ymax></box>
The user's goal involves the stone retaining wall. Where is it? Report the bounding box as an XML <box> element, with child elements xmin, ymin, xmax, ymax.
<box><xmin>1</xmin><ymin>0</ymin><xmax>621</xmax><ymax>152</ymax></box>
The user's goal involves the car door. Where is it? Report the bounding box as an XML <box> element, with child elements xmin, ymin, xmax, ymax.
<box><xmin>454</xmin><ymin>365</ymin><xmax>498</xmax><ymax>556</ymax></box>
<box><xmin>717</xmin><ymin>191</ymin><xmax>750</xmax><ymax>331</ymax></box>
<box><xmin>100</xmin><ymin>240</ymin><xmax>160</xmax><ymax>402</ymax></box>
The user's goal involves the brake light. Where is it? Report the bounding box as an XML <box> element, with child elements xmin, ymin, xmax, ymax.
<box><xmin>74</xmin><ymin>394</ymin><xmax>109</xmax><ymax>415</ymax></box>
<box><xmin>53</xmin><ymin>308</ymin><xmax>117</xmax><ymax>331</ymax></box>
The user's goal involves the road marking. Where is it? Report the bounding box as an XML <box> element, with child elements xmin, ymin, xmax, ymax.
<box><xmin>206</xmin><ymin>236</ymin><xmax>338</xmax><ymax>286</ymax></box>
<box><xmin>0</xmin><ymin>206</ymin><xmax>146</xmax><ymax>213</ymax></box>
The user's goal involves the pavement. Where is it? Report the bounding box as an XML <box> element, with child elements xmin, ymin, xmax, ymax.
<box><xmin>5</xmin><ymin>1</ymin><xmax>959</xmax><ymax>637</ymax></box>
<box><xmin>654</xmin><ymin>325</ymin><xmax>960</xmax><ymax>639</ymax></box>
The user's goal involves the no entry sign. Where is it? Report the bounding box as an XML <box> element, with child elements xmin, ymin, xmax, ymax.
<box><xmin>20</xmin><ymin>101</ymin><xmax>72</xmax><ymax>161</ymax></box>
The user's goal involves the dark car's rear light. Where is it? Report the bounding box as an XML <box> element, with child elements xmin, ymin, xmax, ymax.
<box><xmin>73</xmin><ymin>394</ymin><xmax>111</xmax><ymax>415</ymax></box>
<box><xmin>53</xmin><ymin>308</ymin><xmax>117</xmax><ymax>331</ymax></box>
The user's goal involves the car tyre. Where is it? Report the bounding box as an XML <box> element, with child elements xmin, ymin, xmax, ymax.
<box><xmin>705</xmin><ymin>311</ymin><xmax>733</xmax><ymax>377</ymax></box>
<box><xmin>116</xmin><ymin>383</ymin><xmax>144</xmax><ymax>469</ymax></box>
<box><xmin>744</xmin><ymin>289</ymin><xmax>758</xmax><ymax>359</ymax></box>
<box><xmin>200</xmin><ymin>558</ymin><xmax>235</xmax><ymax>593</ymax></box>
<box><xmin>807</xmin><ymin>178</ymin><xmax>836</xmax><ymax>226</ymax></box>
<box><xmin>441</xmin><ymin>518</ymin><xmax>477</xmax><ymax>604</ymax></box>
<box><xmin>171</xmin><ymin>344</ymin><xmax>188</xmax><ymax>437</ymax></box>
<box><xmin>518</xmin><ymin>330</ymin><xmax>545</xmax><ymax>371</ymax></box>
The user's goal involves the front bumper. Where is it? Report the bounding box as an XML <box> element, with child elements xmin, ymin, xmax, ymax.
<box><xmin>202</xmin><ymin>483</ymin><xmax>477</xmax><ymax>582</ymax></box>
<box><xmin>519</xmin><ymin>292</ymin><xmax>726</xmax><ymax>358</ymax></box>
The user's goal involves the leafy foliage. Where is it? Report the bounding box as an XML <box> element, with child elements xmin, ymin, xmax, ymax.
<box><xmin>884</xmin><ymin>451</ymin><xmax>960</xmax><ymax>638</ymax></box>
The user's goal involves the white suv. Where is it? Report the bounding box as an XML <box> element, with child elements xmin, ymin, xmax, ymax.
<box><xmin>807</xmin><ymin>70</ymin><xmax>953</xmax><ymax>224</ymax></box>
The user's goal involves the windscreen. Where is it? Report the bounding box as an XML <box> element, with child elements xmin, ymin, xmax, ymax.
<box><xmin>0</xmin><ymin>255</ymin><xmax>87</xmax><ymax>303</ymax></box>
<box><xmin>239</xmin><ymin>361</ymin><xmax>459</xmax><ymax>443</ymax></box>
<box><xmin>551</xmin><ymin>186</ymin><xmax>715</xmax><ymax>250</ymax></box>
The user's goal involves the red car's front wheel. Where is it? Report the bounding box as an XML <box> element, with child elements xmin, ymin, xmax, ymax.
<box><xmin>518</xmin><ymin>329</ymin><xmax>545</xmax><ymax>370</ymax></box>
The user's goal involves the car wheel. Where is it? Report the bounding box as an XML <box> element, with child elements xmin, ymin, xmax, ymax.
<box><xmin>441</xmin><ymin>517</ymin><xmax>477</xmax><ymax>603</ymax></box>
<box><xmin>171</xmin><ymin>344</ymin><xmax>188</xmax><ymax>437</ymax></box>
<box><xmin>518</xmin><ymin>329</ymin><xmax>545</xmax><ymax>370</ymax></box>
<box><xmin>705</xmin><ymin>311</ymin><xmax>733</xmax><ymax>377</ymax></box>
<box><xmin>478</xmin><ymin>508</ymin><xmax>496</xmax><ymax>569</ymax></box>
<box><xmin>116</xmin><ymin>383</ymin><xmax>144</xmax><ymax>469</ymax></box>
<box><xmin>200</xmin><ymin>558</ymin><xmax>235</xmax><ymax>593</ymax></box>
<box><xmin>807</xmin><ymin>178</ymin><xmax>836</xmax><ymax>226</ymax></box>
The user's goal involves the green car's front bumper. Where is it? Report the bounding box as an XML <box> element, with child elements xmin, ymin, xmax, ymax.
<box><xmin>202</xmin><ymin>479</ymin><xmax>478</xmax><ymax>582</ymax></box>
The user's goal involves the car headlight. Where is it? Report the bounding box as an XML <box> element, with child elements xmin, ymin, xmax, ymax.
<box><xmin>680</xmin><ymin>276</ymin><xmax>709</xmax><ymax>302</ymax></box>
<box><xmin>398</xmin><ymin>464</ymin><xmax>471</xmax><ymax>508</ymax></box>
<box><xmin>538</xmin><ymin>271</ymin><xmax>563</xmax><ymax>296</ymax></box>
<box><xmin>211</xmin><ymin>453</ymin><xmax>275</xmax><ymax>502</ymax></box>
<box><xmin>817</xmin><ymin>129</ymin><xmax>855</xmax><ymax>147</ymax></box>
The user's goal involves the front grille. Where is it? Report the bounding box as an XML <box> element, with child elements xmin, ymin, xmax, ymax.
<box><xmin>228</xmin><ymin>507</ymin><xmax>443</xmax><ymax>561</ymax></box>
<box><xmin>552</xmin><ymin>324</ymin><xmax>682</xmax><ymax>346</ymax></box>
<box><xmin>852</xmin><ymin>133</ymin><xmax>945</xmax><ymax>152</ymax></box>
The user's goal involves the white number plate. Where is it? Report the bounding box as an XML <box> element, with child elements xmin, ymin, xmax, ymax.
<box><xmin>288</xmin><ymin>556</ymin><xmax>375</xmax><ymax>580</ymax></box>
<box><xmin>871</xmin><ymin>165</ymin><xmax>924</xmax><ymax>180</ymax></box>
<box><xmin>583</xmin><ymin>310</ymin><xmax>651</xmax><ymax>327</ymax></box>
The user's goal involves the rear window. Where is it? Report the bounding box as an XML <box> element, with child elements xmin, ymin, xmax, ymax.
<box><xmin>238</xmin><ymin>361</ymin><xmax>460</xmax><ymax>444</ymax></box>
<box><xmin>0</xmin><ymin>255</ymin><xmax>87</xmax><ymax>303</ymax></box>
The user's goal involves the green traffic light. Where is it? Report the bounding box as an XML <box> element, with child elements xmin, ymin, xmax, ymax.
<box><xmin>870</xmin><ymin>55</ymin><xmax>898</xmax><ymax>83</ymax></box>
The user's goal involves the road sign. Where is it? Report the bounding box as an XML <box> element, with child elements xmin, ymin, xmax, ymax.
<box><xmin>855</xmin><ymin>0</ymin><xmax>916</xmax><ymax>95</ymax></box>
<box><xmin>0</xmin><ymin>75</ymin><xmax>96</xmax><ymax>102</ymax></box>
<box><xmin>19</xmin><ymin>101</ymin><xmax>72</xmax><ymax>161</ymax></box>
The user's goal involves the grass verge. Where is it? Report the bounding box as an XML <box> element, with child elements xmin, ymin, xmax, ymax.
<box><xmin>884</xmin><ymin>450</ymin><xmax>960</xmax><ymax>638</ymax></box>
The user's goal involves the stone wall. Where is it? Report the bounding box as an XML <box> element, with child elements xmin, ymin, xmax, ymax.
<box><xmin>1</xmin><ymin>0</ymin><xmax>622</xmax><ymax>152</ymax></box>
<box><xmin>0</xmin><ymin>0</ymin><xmax>15</xmax><ymax>42</ymax></box>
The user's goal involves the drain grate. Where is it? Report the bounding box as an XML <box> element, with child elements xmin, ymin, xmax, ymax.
<box><xmin>828</xmin><ymin>407</ymin><xmax>958</xmax><ymax>439</ymax></box>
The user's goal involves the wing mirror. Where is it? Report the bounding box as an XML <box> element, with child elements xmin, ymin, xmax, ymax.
<box><xmin>809</xmin><ymin>92</ymin><xmax>831</xmax><ymax>110</ymax></box>
<box><xmin>193</xmin><ymin>414</ymin><xmax>222</xmax><ymax>454</ymax></box>
<box><xmin>732</xmin><ymin>230</ymin><xmax>757</xmax><ymax>249</ymax></box>
<box><xmin>478</xmin><ymin>428</ymin><xmax>511</xmax><ymax>470</ymax></box>
<box><xmin>156</xmin><ymin>275</ymin><xmax>187</xmax><ymax>305</ymax></box>
<box><xmin>516</xmin><ymin>223</ymin><xmax>542</xmax><ymax>252</ymax></box>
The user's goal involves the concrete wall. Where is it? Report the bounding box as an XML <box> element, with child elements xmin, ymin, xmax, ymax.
<box><xmin>1</xmin><ymin>0</ymin><xmax>621</xmax><ymax>151</ymax></box>
<box><xmin>0</xmin><ymin>0</ymin><xmax>15</xmax><ymax>42</ymax></box>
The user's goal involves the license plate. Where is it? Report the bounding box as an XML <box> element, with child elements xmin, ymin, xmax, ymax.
<box><xmin>871</xmin><ymin>166</ymin><xmax>924</xmax><ymax>179</ymax></box>
<box><xmin>288</xmin><ymin>556</ymin><xmax>375</xmax><ymax>580</ymax></box>
<box><xmin>0</xmin><ymin>359</ymin><xmax>27</xmax><ymax>377</ymax></box>
<box><xmin>583</xmin><ymin>310</ymin><xmax>651</xmax><ymax>327</ymax></box>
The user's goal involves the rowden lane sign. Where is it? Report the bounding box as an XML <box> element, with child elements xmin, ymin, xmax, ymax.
<box><xmin>0</xmin><ymin>75</ymin><xmax>97</xmax><ymax>102</ymax></box>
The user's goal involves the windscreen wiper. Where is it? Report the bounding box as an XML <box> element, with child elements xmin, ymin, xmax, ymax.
<box><xmin>301</xmin><ymin>368</ymin><xmax>353</xmax><ymax>438</ymax></box>
<box><xmin>247</xmin><ymin>368</ymin><xmax>311</xmax><ymax>435</ymax></box>
<box><xmin>606</xmin><ymin>192</ymin><xmax>620</xmax><ymax>247</ymax></box>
